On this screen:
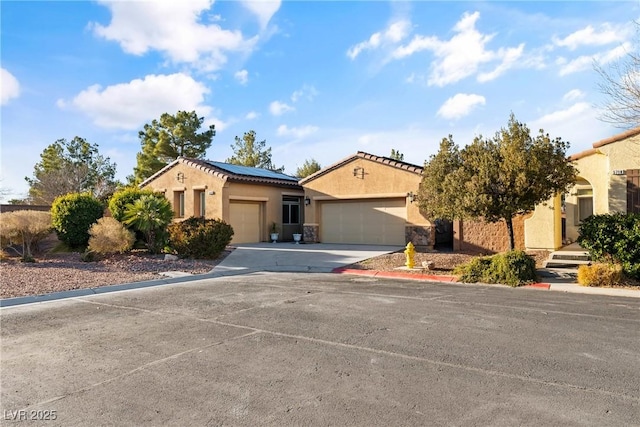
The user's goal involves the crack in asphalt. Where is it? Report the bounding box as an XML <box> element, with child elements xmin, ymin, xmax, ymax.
<box><xmin>34</xmin><ymin>297</ymin><xmax>636</xmax><ymax>406</ymax></box>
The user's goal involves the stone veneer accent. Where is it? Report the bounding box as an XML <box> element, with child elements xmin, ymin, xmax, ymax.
<box><xmin>303</xmin><ymin>224</ymin><xmax>319</xmax><ymax>243</ymax></box>
<box><xmin>405</xmin><ymin>225</ymin><xmax>435</xmax><ymax>249</ymax></box>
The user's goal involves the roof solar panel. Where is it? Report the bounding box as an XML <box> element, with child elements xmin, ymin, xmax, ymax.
<box><xmin>206</xmin><ymin>161</ymin><xmax>298</xmax><ymax>181</ymax></box>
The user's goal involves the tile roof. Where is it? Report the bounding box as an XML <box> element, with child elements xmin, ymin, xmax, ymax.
<box><xmin>569</xmin><ymin>126</ymin><xmax>640</xmax><ymax>161</ymax></box>
<box><xmin>299</xmin><ymin>151</ymin><xmax>423</xmax><ymax>184</ymax></box>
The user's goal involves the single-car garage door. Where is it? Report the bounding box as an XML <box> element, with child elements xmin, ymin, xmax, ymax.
<box><xmin>320</xmin><ymin>198</ymin><xmax>406</xmax><ymax>245</ymax></box>
<box><xmin>229</xmin><ymin>202</ymin><xmax>261</xmax><ymax>244</ymax></box>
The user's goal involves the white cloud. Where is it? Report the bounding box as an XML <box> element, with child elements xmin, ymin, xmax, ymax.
<box><xmin>92</xmin><ymin>0</ymin><xmax>257</xmax><ymax>71</ymax></box>
<box><xmin>276</xmin><ymin>124</ymin><xmax>319</xmax><ymax>138</ymax></box>
<box><xmin>269</xmin><ymin>100</ymin><xmax>294</xmax><ymax>116</ymax></box>
<box><xmin>559</xmin><ymin>42</ymin><xmax>630</xmax><ymax>76</ymax></box>
<box><xmin>245</xmin><ymin>111</ymin><xmax>259</xmax><ymax>120</ymax></box>
<box><xmin>533</xmin><ymin>102</ymin><xmax>591</xmax><ymax>126</ymax></box>
<box><xmin>392</xmin><ymin>11</ymin><xmax>524</xmax><ymax>86</ymax></box>
<box><xmin>477</xmin><ymin>44</ymin><xmax>525</xmax><ymax>82</ymax></box>
<box><xmin>235</xmin><ymin>69</ymin><xmax>249</xmax><ymax>85</ymax></box>
<box><xmin>529</xmin><ymin>102</ymin><xmax>612</xmax><ymax>153</ymax></box>
<box><xmin>553</xmin><ymin>23</ymin><xmax>627</xmax><ymax>50</ymax></box>
<box><xmin>58</xmin><ymin>73</ymin><xmax>212</xmax><ymax>130</ymax></box>
<box><xmin>240</xmin><ymin>0</ymin><xmax>281</xmax><ymax>29</ymax></box>
<box><xmin>1</xmin><ymin>68</ymin><xmax>20</xmax><ymax>105</ymax></box>
<box><xmin>291</xmin><ymin>85</ymin><xmax>318</xmax><ymax>103</ymax></box>
<box><xmin>437</xmin><ymin>93</ymin><xmax>486</xmax><ymax>120</ymax></box>
<box><xmin>563</xmin><ymin>89</ymin><xmax>585</xmax><ymax>101</ymax></box>
<box><xmin>347</xmin><ymin>20</ymin><xmax>411</xmax><ymax>60</ymax></box>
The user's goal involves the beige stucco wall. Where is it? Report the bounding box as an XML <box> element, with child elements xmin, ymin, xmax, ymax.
<box><xmin>142</xmin><ymin>162</ymin><xmax>226</xmax><ymax>220</ymax></box>
<box><xmin>524</xmin><ymin>194</ymin><xmax>562</xmax><ymax>250</ymax></box>
<box><xmin>302</xmin><ymin>157</ymin><xmax>428</xmax><ymax>227</ymax></box>
<box><xmin>142</xmin><ymin>161</ymin><xmax>303</xmax><ymax>242</ymax></box>
<box><xmin>564</xmin><ymin>136</ymin><xmax>640</xmax><ymax>241</ymax></box>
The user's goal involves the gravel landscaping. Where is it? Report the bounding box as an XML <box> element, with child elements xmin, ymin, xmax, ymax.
<box><xmin>0</xmin><ymin>251</ymin><xmax>231</xmax><ymax>299</ymax></box>
<box><xmin>1</xmin><ymin>245</ymin><xmax>552</xmax><ymax>299</ymax></box>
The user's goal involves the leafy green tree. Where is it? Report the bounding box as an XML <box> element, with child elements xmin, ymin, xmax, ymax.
<box><xmin>390</xmin><ymin>149</ymin><xmax>404</xmax><ymax>161</ymax></box>
<box><xmin>295</xmin><ymin>158</ymin><xmax>321</xmax><ymax>178</ymax></box>
<box><xmin>26</xmin><ymin>137</ymin><xmax>118</xmax><ymax>204</ymax></box>
<box><xmin>51</xmin><ymin>193</ymin><xmax>104</xmax><ymax>248</ymax></box>
<box><xmin>226</xmin><ymin>130</ymin><xmax>283</xmax><ymax>172</ymax></box>
<box><xmin>122</xmin><ymin>194</ymin><xmax>174</xmax><ymax>254</ymax></box>
<box><xmin>132</xmin><ymin>111</ymin><xmax>216</xmax><ymax>183</ymax></box>
<box><xmin>418</xmin><ymin>113</ymin><xmax>577</xmax><ymax>250</ymax></box>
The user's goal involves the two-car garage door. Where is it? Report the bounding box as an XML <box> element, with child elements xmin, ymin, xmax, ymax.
<box><xmin>320</xmin><ymin>199</ymin><xmax>406</xmax><ymax>245</ymax></box>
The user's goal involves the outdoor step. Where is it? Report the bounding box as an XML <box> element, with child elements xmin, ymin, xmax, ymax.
<box><xmin>543</xmin><ymin>259</ymin><xmax>592</xmax><ymax>268</ymax></box>
<box><xmin>548</xmin><ymin>251</ymin><xmax>591</xmax><ymax>262</ymax></box>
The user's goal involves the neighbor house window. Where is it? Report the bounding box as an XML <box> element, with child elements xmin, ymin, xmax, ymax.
<box><xmin>194</xmin><ymin>190</ymin><xmax>205</xmax><ymax>217</ymax></box>
<box><xmin>282</xmin><ymin>196</ymin><xmax>300</xmax><ymax>225</ymax></box>
<box><xmin>174</xmin><ymin>191</ymin><xmax>185</xmax><ymax>218</ymax></box>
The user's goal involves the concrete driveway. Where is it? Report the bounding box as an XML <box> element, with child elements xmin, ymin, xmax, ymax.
<box><xmin>2</xmin><ymin>273</ymin><xmax>639</xmax><ymax>426</ymax></box>
<box><xmin>212</xmin><ymin>243</ymin><xmax>402</xmax><ymax>275</ymax></box>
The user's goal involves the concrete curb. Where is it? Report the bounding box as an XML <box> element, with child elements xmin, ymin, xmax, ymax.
<box><xmin>331</xmin><ymin>267</ymin><xmax>639</xmax><ymax>298</ymax></box>
<box><xmin>0</xmin><ymin>272</ymin><xmax>226</xmax><ymax>308</ymax></box>
<box><xmin>332</xmin><ymin>267</ymin><xmax>459</xmax><ymax>282</ymax></box>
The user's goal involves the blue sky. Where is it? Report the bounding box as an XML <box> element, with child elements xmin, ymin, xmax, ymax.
<box><xmin>1</xmin><ymin>1</ymin><xmax>637</xmax><ymax>202</ymax></box>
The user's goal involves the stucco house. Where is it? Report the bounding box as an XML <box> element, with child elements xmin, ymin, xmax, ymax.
<box><xmin>300</xmin><ymin>152</ymin><xmax>434</xmax><ymax>248</ymax></box>
<box><xmin>524</xmin><ymin>127</ymin><xmax>640</xmax><ymax>250</ymax></box>
<box><xmin>140</xmin><ymin>157</ymin><xmax>304</xmax><ymax>244</ymax></box>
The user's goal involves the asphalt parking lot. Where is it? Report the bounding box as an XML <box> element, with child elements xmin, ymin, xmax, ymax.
<box><xmin>2</xmin><ymin>273</ymin><xmax>639</xmax><ymax>426</ymax></box>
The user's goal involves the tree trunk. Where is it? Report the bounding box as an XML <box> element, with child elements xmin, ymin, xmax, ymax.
<box><xmin>505</xmin><ymin>217</ymin><xmax>515</xmax><ymax>251</ymax></box>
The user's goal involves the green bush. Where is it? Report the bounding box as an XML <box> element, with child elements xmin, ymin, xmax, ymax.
<box><xmin>454</xmin><ymin>250</ymin><xmax>537</xmax><ymax>287</ymax></box>
<box><xmin>453</xmin><ymin>256</ymin><xmax>492</xmax><ymax>283</ymax></box>
<box><xmin>122</xmin><ymin>194</ymin><xmax>173</xmax><ymax>254</ymax></box>
<box><xmin>168</xmin><ymin>217</ymin><xmax>234</xmax><ymax>259</ymax></box>
<box><xmin>51</xmin><ymin>193</ymin><xmax>104</xmax><ymax>248</ymax></box>
<box><xmin>578</xmin><ymin>213</ymin><xmax>640</xmax><ymax>279</ymax></box>
<box><xmin>88</xmin><ymin>217</ymin><xmax>135</xmax><ymax>254</ymax></box>
<box><xmin>577</xmin><ymin>263</ymin><xmax>624</xmax><ymax>287</ymax></box>
<box><xmin>108</xmin><ymin>187</ymin><xmax>156</xmax><ymax>222</ymax></box>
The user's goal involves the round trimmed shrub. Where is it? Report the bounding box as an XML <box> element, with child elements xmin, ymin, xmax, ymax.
<box><xmin>51</xmin><ymin>193</ymin><xmax>104</xmax><ymax>248</ymax></box>
<box><xmin>168</xmin><ymin>217</ymin><xmax>234</xmax><ymax>259</ymax></box>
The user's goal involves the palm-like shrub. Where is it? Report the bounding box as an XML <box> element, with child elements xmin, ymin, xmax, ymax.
<box><xmin>88</xmin><ymin>217</ymin><xmax>135</xmax><ymax>254</ymax></box>
<box><xmin>108</xmin><ymin>187</ymin><xmax>156</xmax><ymax>222</ymax></box>
<box><xmin>122</xmin><ymin>194</ymin><xmax>173</xmax><ymax>254</ymax></box>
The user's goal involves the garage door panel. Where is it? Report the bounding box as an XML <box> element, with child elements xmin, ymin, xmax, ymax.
<box><xmin>229</xmin><ymin>202</ymin><xmax>260</xmax><ymax>244</ymax></box>
<box><xmin>321</xmin><ymin>199</ymin><xmax>406</xmax><ymax>245</ymax></box>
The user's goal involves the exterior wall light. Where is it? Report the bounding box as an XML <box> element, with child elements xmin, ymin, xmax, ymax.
<box><xmin>304</xmin><ymin>197</ymin><xmax>311</xmax><ymax>206</ymax></box>
<box><xmin>407</xmin><ymin>192</ymin><xmax>416</xmax><ymax>203</ymax></box>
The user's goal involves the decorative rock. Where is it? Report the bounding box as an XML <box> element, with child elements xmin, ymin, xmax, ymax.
<box><xmin>164</xmin><ymin>254</ymin><xmax>179</xmax><ymax>261</ymax></box>
<box><xmin>422</xmin><ymin>261</ymin><xmax>435</xmax><ymax>270</ymax></box>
